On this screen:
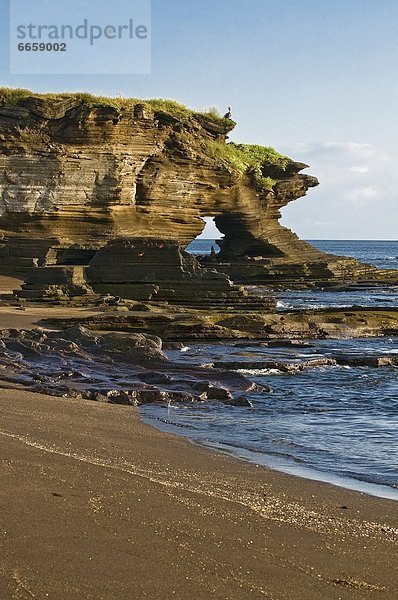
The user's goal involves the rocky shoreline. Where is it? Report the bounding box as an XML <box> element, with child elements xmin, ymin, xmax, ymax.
<box><xmin>1</xmin><ymin>315</ymin><xmax>397</xmax><ymax>411</ymax></box>
<box><xmin>0</xmin><ymin>324</ymin><xmax>265</xmax><ymax>407</ymax></box>
<box><xmin>41</xmin><ymin>302</ymin><xmax>398</xmax><ymax>340</ymax></box>
<box><xmin>1</xmin><ymin>274</ymin><xmax>397</xmax><ymax>412</ymax></box>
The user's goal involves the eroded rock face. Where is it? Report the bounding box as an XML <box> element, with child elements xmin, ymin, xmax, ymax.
<box><xmin>85</xmin><ymin>237</ymin><xmax>275</xmax><ymax>309</ymax></box>
<box><xmin>0</xmin><ymin>91</ymin><xmax>395</xmax><ymax>287</ymax></box>
<box><xmin>0</xmin><ymin>95</ymin><xmax>237</xmax><ymax>268</ymax></box>
<box><xmin>44</xmin><ymin>306</ymin><xmax>398</xmax><ymax>341</ymax></box>
<box><xmin>17</xmin><ymin>236</ymin><xmax>275</xmax><ymax>309</ymax></box>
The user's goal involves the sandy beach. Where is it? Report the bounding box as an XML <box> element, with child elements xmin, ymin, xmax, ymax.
<box><xmin>0</xmin><ymin>275</ymin><xmax>98</xmax><ymax>330</ymax></box>
<box><xmin>0</xmin><ymin>277</ymin><xmax>397</xmax><ymax>599</ymax></box>
<box><xmin>0</xmin><ymin>388</ymin><xmax>397</xmax><ymax>600</ymax></box>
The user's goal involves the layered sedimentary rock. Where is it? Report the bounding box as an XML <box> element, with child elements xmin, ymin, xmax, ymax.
<box><xmin>46</xmin><ymin>306</ymin><xmax>398</xmax><ymax>341</ymax></box>
<box><xmin>0</xmin><ymin>89</ymin><xmax>395</xmax><ymax>291</ymax></box>
<box><xmin>85</xmin><ymin>238</ymin><xmax>274</xmax><ymax>309</ymax></box>
<box><xmin>0</xmin><ymin>92</ymin><xmax>236</xmax><ymax>269</ymax></box>
<box><xmin>19</xmin><ymin>237</ymin><xmax>275</xmax><ymax>310</ymax></box>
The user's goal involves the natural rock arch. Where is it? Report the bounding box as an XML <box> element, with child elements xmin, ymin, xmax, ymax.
<box><xmin>0</xmin><ymin>90</ymin><xmax>391</xmax><ymax>288</ymax></box>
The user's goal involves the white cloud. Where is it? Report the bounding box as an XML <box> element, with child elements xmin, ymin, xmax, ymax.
<box><xmin>284</xmin><ymin>141</ymin><xmax>378</xmax><ymax>160</ymax></box>
<box><xmin>344</xmin><ymin>186</ymin><xmax>380</xmax><ymax>207</ymax></box>
<box><xmin>279</xmin><ymin>142</ymin><xmax>398</xmax><ymax>239</ymax></box>
<box><xmin>350</xmin><ymin>166</ymin><xmax>369</xmax><ymax>174</ymax></box>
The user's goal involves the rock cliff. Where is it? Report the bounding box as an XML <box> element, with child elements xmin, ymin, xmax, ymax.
<box><xmin>0</xmin><ymin>88</ymin><xmax>395</xmax><ymax>291</ymax></box>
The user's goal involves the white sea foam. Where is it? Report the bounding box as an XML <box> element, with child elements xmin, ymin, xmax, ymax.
<box><xmin>276</xmin><ymin>300</ymin><xmax>292</xmax><ymax>309</ymax></box>
<box><xmin>237</xmin><ymin>368</ymin><xmax>282</xmax><ymax>376</ymax></box>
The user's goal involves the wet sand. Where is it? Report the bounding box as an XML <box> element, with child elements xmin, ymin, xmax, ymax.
<box><xmin>0</xmin><ymin>304</ymin><xmax>98</xmax><ymax>330</ymax></box>
<box><xmin>0</xmin><ymin>389</ymin><xmax>397</xmax><ymax>600</ymax></box>
<box><xmin>0</xmin><ymin>276</ymin><xmax>98</xmax><ymax>330</ymax></box>
<box><xmin>0</xmin><ymin>276</ymin><xmax>23</xmax><ymax>294</ymax></box>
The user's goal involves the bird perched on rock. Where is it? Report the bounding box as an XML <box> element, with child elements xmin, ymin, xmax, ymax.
<box><xmin>223</xmin><ymin>106</ymin><xmax>232</xmax><ymax>119</ymax></box>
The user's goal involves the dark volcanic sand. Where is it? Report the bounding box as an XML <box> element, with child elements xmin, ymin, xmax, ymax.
<box><xmin>0</xmin><ymin>390</ymin><xmax>397</xmax><ymax>600</ymax></box>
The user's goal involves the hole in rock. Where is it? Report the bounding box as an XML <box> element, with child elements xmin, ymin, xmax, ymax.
<box><xmin>55</xmin><ymin>248</ymin><xmax>97</xmax><ymax>266</ymax></box>
<box><xmin>186</xmin><ymin>217</ymin><xmax>223</xmax><ymax>256</ymax></box>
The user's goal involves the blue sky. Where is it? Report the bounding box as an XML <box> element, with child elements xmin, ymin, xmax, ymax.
<box><xmin>2</xmin><ymin>0</ymin><xmax>398</xmax><ymax>239</ymax></box>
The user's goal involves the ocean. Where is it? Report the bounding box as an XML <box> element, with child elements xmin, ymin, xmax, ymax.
<box><xmin>187</xmin><ymin>238</ymin><xmax>398</xmax><ymax>270</ymax></box>
<box><xmin>141</xmin><ymin>240</ymin><xmax>398</xmax><ymax>500</ymax></box>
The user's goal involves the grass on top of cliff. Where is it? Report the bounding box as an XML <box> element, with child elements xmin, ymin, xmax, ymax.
<box><xmin>0</xmin><ymin>88</ymin><xmax>233</xmax><ymax>126</ymax></box>
<box><xmin>203</xmin><ymin>140</ymin><xmax>291</xmax><ymax>190</ymax></box>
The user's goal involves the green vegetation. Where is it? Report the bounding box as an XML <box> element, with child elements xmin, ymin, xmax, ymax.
<box><xmin>254</xmin><ymin>175</ymin><xmax>277</xmax><ymax>191</ymax></box>
<box><xmin>0</xmin><ymin>87</ymin><xmax>233</xmax><ymax>126</ymax></box>
<box><xmin>0</xmin><ymin>87</ymin><xmax>139</xmax><ymax>109</ymax></box>
<box><xmin>203</xmin><ymin>140</ymin><xmax>291</xmax><ymax>191</ymax></box>
<box><xmin>0</xmin><ymin>87</ymin><xmax>33</xmax><ymax>104</ymax></box>
<box><xmin>204</xmin><ymin>141</ymin><xmax>290</xmax><ymax>173</ymax></box>
<box><xmin>145</xmin><ymin>97</ymin><xmax>192</xmax><ymax>117</ymax></box>
<box><xmin>0</xmin><ymin>88</ymin><xmax>285</xmax><ymax>192</ymax></box>
<box><xmin>202</xmin><ymin>105</ymin><xmax>221</xmax><ymax>118</ymax></box>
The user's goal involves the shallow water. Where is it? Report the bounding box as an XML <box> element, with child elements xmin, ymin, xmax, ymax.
<box><xmin>141</xmin><ymin>337</ymin><xmax>398</xmax><ymax>498</ymax></box>
<box><xmin>141</xmin><ymin>239</ymin><xmax>398</xmax><ymax>499</ymax></box>
<box><xmin>274</xmin><ymin>287</ymin><xmax>398</xmax><ymax>310</ymax></box>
